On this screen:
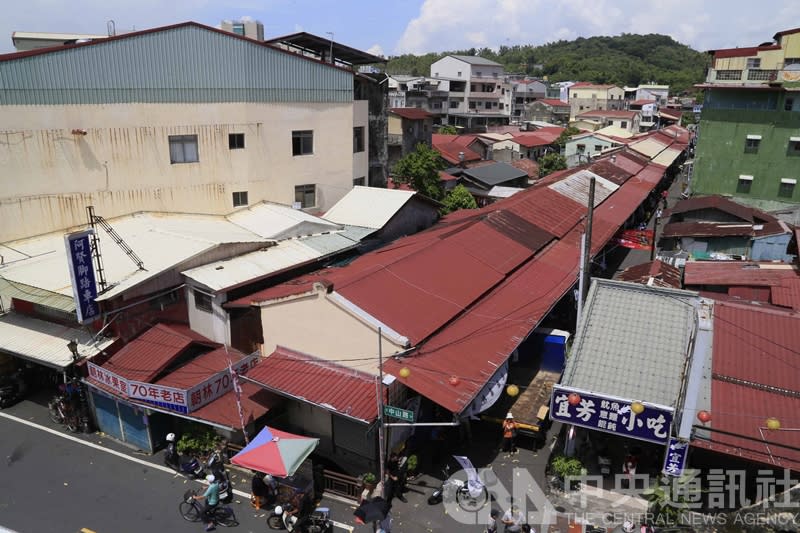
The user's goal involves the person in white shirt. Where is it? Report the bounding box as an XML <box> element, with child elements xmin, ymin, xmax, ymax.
<box><xmin>501</xmin><ymin>504</ymin><xmax>525</xmax><ymax>532</ymax></box>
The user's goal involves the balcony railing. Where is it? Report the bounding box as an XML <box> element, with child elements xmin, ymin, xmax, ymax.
<box><xmin>388</xmin><ymin>133</ymin><xmax>403</xmax><ymax>145</ymax></box>
<box><xmin>707</xmin><ymin>68</ymin><xmax>797</xmax><ymax>84</ymax></box>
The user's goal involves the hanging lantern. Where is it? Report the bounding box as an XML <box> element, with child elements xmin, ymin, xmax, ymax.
<box><xmin>568</xmin><ymin>392</ymin><xmax>581</xmax><ymax>406</ymax></box>
<box><xmin>766</xmin><ymin>417</ymin><xmax>781</xmax><ymax>430</ymax></box>
<box><xmin>697</xmin><ymin>410</ymin><xmax>711</xmax><ymax>424</ymax></box>
<box><xmin>631</xmin><ymin>401</ymin><xmax>645</xmax><ymax>415</ymax></box>
<box><xmin>398</xmin><ymin>367</ymin><xmax>411</xmax><ymax>379</ymax></box>
<box><xmin>506</xmin><ymin>384</ymin><xmax>520</xmax><ymax>397</ymax></box>
<box><xmin>448</xmin><ymin>375</ymin><xmax>461</xmax><ymax>386</ymax></box>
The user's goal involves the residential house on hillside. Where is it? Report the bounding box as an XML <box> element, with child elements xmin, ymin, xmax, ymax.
<box><xmin>568</xmin><ymin>83</ymin><xmax>625</xmax><ymax>119</ymax></box>
<box><xmin>564</xmin><ymin>131</ymin><xmax>627</xmax><ymax>167</ymax></box>
<box><xmin>431</xmin><ymin>134</ymin><xmax>482</xmax><ymax>166</ymax></box>
<box><xmin>693</xmin><ymin>27</ymin><xmax>800</xmax><ymax>206</ymax></box>
<box><xmin>387</xmin><ymin>108</ymin><xmax>434</xmax><ymax>170</ymax></box>
<box><xmin>511</xmin><ymin>127</ymin><xmax>564</xmax><ymax>160</ymax></box>
<box><xmin>509</xmin><ymin>79</ymin><xmax>547</xmax><ymax>119</ymax></box>
<box><xmin>387</xmin><ymin>75</ymin><xmax>449</xmax><ymax>120</ymax></box>
<box><xmin>449</xmin><ymin>162</ymin><xmax>529</xmax><ymax>206</ymax></box>
<box><xmin>623</xmin><ymin>84</ymin><xmax>669</xmax><ymax>104</ymax></box>
<box><xmin>628</xmin><ymin>99</ymin><xmax>658</xmax><ymax>131</ymax></box>
<box><xmin>523</xmin><ymin>99</ymin><xmax>571</xmax><ymax>125</ymax></box>
<box><xmin>0</xmin><ymin>22</ymin><xmax>386</xmax><ymax>242</ymax></box>
<box><xmin>430</xmin><ymin>55</ymin><xmax>510</xmax><ymax>131</ymax></box>
<box><xmin>574</xmin><ymin>110</ymin><xmax>641</xmax><ymax>134</ymax></box>
<box><xmin>660</xmin><ymin>195</ymin><xmax>795</xmax><ymax>261</ymax></box>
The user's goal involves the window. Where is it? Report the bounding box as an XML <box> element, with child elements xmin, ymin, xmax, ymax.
<box><xmin>779</xmin><ymin>178</ymin><xmax>796</xmax><ymax>198</ymax></box>
<box><xmin>292</xmin><ymin>130</ymin><xmax>313</xmax><ymax>156</ymax></box>
<box><xmin>786</xmin><ymin>98</ymin><xmax>796</xmax><ymax>112</ymax></box>
<box><xmin>716</xmin><ymin>70</ymin><xmax>743</xmax><ymax>80</ymax></box>
<box><xmin>353</xmin><ymin>177</ymin><xmax>366</xmax><ymax>187</ymax></box>
<box><xmin>577</xmin><ymin>144</ymin><xmax>586</xmax><ymax>153</ymax></box>
<box><xmin>737</xmin><ymin>175</ymin><xmax>753</xmax><ymax>194</ymax></box>
<box><xmin>168</xmin><ymin>135</ymin><xmax>199</xmax><ymax>164</ymax></box>
<box><xmin>228</xmin><ymin>133</ymin><xmax>245</xmax><ymax>150</ymax></box>
<box><xmin>232</xmin><ymin>23</ymin><xmax>245</xmax><ymax>36</ymax></box>
<box><xmin>746</xmin><ymin>58</ymin><xmax>761</xmax><ymax>69</ymax></box>
<box><xmin>469</xmin><ymin>101</ymin><xmax>476</xmax><ymax>109</ymax></box>
<box><xmin>789</xmin><ymin>137</ymin><xmax>800</xmax><ymax>155</ymax></box>
<box><xmin>194</xmin><ymin>289</ymin><xmax>213</xmax><ymax>313</ymax></box>
<box><xmin>485</xmin><ymin>102</ymin><xmax>492</xmax><ymax>109</ymax></box>
<box><xmin>432</xmin><ymin>102</ymin><xmax>442</xmax><ymax>109</ymax></box>
<box><xmin>353</xmin><ymin>127</ymin><xmax>365</xmax><ymax>153</ymax></box>
<box><xmin>476</xmin><ymin>71</ymin><xmax>482</xmax><ymax>77</ymax></box>
<box><xmin>457</xmin><ymin>71</ymin><xmax>462</xmax><ymax>77</ymax></box>
<box><xmin>744</xmin><ymin>135</ymin><xmax>761</xmax><ymax>153</ymax></box>
<box><xmin>450</xmin><ymin>101</ymin><xmax>459</xmax><ymax>109</ymax></box>
<box><xmin>620</xmin><ymin>121</ymin><xmax>628</xmax><ymax>129</ymax></box>
<box><xmin>594</xmin><ymin>145</ymin><xmax>602</xmax><ymax>152</ymax></box>
<box><xmin>499</xmin><ymin>103</ymin><xmax>504</xmax><ymax>110</ymax></box>
<box><xmin>294</xmin><ymin>184</ymin><xmax>316</xmax><ymax>208</ymax></box>
<box><xmin>232</xmin><ymin>191</ymin><xmax>248</xmax><ymax>207</ymax></box>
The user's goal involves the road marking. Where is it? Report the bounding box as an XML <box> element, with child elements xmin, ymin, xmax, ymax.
<box><xmin>0</xmin><ymin>410</ymin><xmax>359</xmax><ymax>526</ymax></box>
<box><xmin>80</xmin><ymin>528</ymin><xmax>97</xmax><ymax>533</ymax></box>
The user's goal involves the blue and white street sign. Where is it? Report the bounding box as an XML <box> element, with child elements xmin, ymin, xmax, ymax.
<box><xmin>65</xmin><ymin>229</ymin><xmax>100</xmax><ymax>324</ymax></box>
<box><xmin>662</xmin><ymin>437</ymin><xmax>689</xmax><ymax>477</ymax></box>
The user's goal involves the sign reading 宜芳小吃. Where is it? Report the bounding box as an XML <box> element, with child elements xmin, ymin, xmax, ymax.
<box><xmin>662</xmin><ymin>437</ymin><xmax>689</xmax><ymax>477</ymax></box>
<box><xmin>64</xmin><ymin>230</ymin><xmax>100</xmax><ymax>324</ymax></box>
<box><xmin>550</xmin><ymin>385</ymin><xmax>674</xmax><ymax>445</ymax></box>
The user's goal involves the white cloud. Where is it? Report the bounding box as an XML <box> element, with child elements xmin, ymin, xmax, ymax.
<box><xmin>395</xmin><ymin>0</ymin><xmax>800</xmax><ymax>55</ymax></box>
<box><xmin>366</xmin><ymin>44</ymin><xmax>385</xmax><ymax>58</ymax></box>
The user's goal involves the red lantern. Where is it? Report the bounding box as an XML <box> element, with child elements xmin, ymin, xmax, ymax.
<box><xmin>448</xmin><ymin>375</ymin><xmax>460</xmax><ymax>386</ymax></box>
<box><xmin>697</xmin><ymin>410</ymin><xmax>711</xmax><ymax>424</ymax></box>
<box><xmin>568</xmin><ymin>393</ymin><xmax>581</xmax><ymax>406</ymax></box>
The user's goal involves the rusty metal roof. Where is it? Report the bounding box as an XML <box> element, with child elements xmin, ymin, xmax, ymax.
<box><xmin>189</xmin><ymin>383</ymin><xmax>279</xmax><ymax>430</ymax></box>
<box><xmin>668</xmin><ymin>195</ymin><xmax>769</xmax><ymax>223</ymax></box>
<box><xmin>615</xmin><ymin>260</ymin><xmax>683</xmax><ymax>289</ymax></box>
<box><xmin>243</xmin><ymin>346</ymin><xmax>377</xmax><ymax>423</ymax></box>
<box><xmin>156</xmin><ymin>346</ymin><xmax>248</xmax><ymax>389</ymax></box>
<box><xmin>662</xmin><ymin>221</ymin><xmax>762</xmax><ymax>238</ymax></box>
<box><xmin>684</xmin><ymin>261</ymin><xmax>800</xmax><ymax>287</ymax></box>
<box><xmin>102</xmin><ymin>323</ymin><xmax>218</xmax><ymax>382</ymax></box>
<box><xmin>771</xmin><ymin>279</ymin><xmax>800</xmax><ymax>310</ymax></box>
<box><xmin>693</xmin><ymin>301</ymin><xmax>800</xmax><ymax>471</ymax></box>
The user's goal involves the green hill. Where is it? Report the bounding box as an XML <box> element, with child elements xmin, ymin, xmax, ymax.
<box><xmin>385</xmin><ymin>33</ymin><xmax>709</xmax><ymax>95</ymax></box>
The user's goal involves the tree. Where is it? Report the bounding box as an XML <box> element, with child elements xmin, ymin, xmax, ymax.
<box><xmin>438</xmin><ymin>125</ymin><xmax>458</xmax><ymax>135</ymax></box>
<box><xmin>539</xmin><ymin>153</ymin><xmax>567</xmax><ymax>177</ymax></box>
<box><xmin>555</xmin><ymin>126</ymin><xmax>582</xmax><ymax>149</ymax></box>
<box><xmin>441</xmin><ymin>184</ymin><xmax>478</xmax><ymax>214</ymax></box>
<box><xmin>391</xmin><ymin>143</ymin><xmax>446</xmax><ymax>200</ymax></box>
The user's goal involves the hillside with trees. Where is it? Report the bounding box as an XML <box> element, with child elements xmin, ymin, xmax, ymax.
<box><xmin>385</xmin><ymin>33</ymin><xmax>708</xmax><ymax>95</ymax></box>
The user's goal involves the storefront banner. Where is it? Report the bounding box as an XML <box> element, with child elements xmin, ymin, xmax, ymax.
<box><xmin>88</xmin><ymin>362</ymin><xmax>129</xmax><ymax>396</ymax></box>
<box><xmin>186</xmin><ymin>354</ymin><xmax>259</xmax><ymax>412</ymax></box>
<box><xmin>662</xmin><ymin>437</ymin><xmax>689</xmax><ymax>477</ymax></box>
<box><xmin>550</xmin><ymin>385</ymin><xmax>674</xmax><ymax>444</ymax></box>
<box><xmin>613</xmin><ymin>229</ymin><xmax>654</xmax><ymax>250</ymax></box>
<box><xmin>64</xmin><ymin>229</ymin><xmax>100</xmax><ymax>324</ymax></box>
<box><xmin>129</xmin><ymin>382</ymin><xmax>189</xmax><ymax>413</ymax></box>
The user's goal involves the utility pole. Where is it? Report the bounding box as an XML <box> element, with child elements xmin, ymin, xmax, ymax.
<box><xmin>375</xmin><ymin>328</ymin><xmax>386</xmax><ymax>486</ymax></box>
<box><xmin>576</xmin><ymin>232</ymin><xmax>586</xmax><ymax>328</ymax></box>
<box><xmin>581</xmin><ymin>177</ymin><xmax>595</xmax><ymax>302</ymax></box>
<box><xmin>650</xmin><ymin>216</ymin><xmax>658</xmax><ymax>261</ymax></box>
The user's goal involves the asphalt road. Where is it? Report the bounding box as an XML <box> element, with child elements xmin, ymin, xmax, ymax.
<box><xmin>0</xmin><ymin>400</ymin><xmax>560</xmax><ymax>533</ymax></box>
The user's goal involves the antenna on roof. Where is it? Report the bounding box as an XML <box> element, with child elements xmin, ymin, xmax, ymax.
<box><xmin>107</xmin><ymin>20</ymin><xmax>116</xmax><ymax>37</ymax></box>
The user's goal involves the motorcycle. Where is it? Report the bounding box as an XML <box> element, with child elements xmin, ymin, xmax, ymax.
<box><xmin>427</xmin><ymin>464</ymin><xmax>489</xmax><ymax>511</ymax></box>
<box><xmin>174</xmin><ymin>455</ymin><xmax>206</xmax><ymax>479</ymax></box>
<box><xmin>268</xmin><ymin>502</ymin><xmax>333</xmax><ymax>533</ymax></box>
<box><xmin>216</xmin><ymin>469</ymin><xmax>233</xmax><ymax>504</ymax></box>
<box><xmin>0</xmin><ymin>370</ymin><xmax>27</xmax><ymax>408</ymax></box>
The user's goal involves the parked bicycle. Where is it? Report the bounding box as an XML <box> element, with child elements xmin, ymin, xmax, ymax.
<box><xmin>179</xmin><ymin>489</ymin><xmax>238</xmax><ymax>527</ymax></box>
<box><xmin>48</xmin><ymin>394</ymin><xmax>79</xmax><ymax>432</ymax></box>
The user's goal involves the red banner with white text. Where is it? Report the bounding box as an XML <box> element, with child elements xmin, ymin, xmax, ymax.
<box><xmin>614</xmin><ymin>229</ymin><xmax>654</xmax><ymax>250</ymax></box>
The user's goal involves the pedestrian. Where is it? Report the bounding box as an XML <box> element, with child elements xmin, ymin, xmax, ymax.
<box><xmin>656</xmin><ymin>208</ymin><xmax>663</xmax><ymax>220</ymax></box>
<box><xmin>502</xmin><ymin>412</ymin><xmax>518</xmax><ymax>454</ymax></box>
<box><xmin>359</xmin><ymin>473</ymin><xmax>383</xmax><ymax>504</ymax></box>
<box><xmin>501</xmin><ymin>504</ymin><xmax>525</xmax><ymax>532</ymax></box>
<box><xmin>250</xmin><ymin>471</ymin><xmax>268</xmax><ymax>510</ymax></box>
<box><xmin>662</xmin><ymin>197</ymin><xmax>668</xmax><ymax>210</ymax></box>
<box><xmin>193</xmin><ymin>473</ymin><xmax>220</xmax><ymax>531</ymax></box>
<box><xmin>486</xmin><ymin>508</ymin><xmax>501</xmax><ymax>533</ymax></box>
<box><xmin>385</xmin><ymin>452</ymin><xmax>408</xmax><ymax>505</ymax></box>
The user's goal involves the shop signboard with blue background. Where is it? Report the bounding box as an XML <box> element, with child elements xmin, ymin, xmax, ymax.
<box><xmin>550</xmin><ymin>385</ymin><xmax>674</xmax><ymax>445</ymax></box>
<box><xmin>662</xmin><ymin>437</ymin><xmax>689</xmax><ymax>477</ymax></box>
<box><xmin>64</xmin><ymin>229</ymin><xmax>100</xmax><ymax>324</ymax></box>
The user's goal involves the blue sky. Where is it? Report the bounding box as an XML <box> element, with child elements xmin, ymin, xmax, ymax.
<box><xmin>2</xmin><ymin>0</ymin><xmax>799</xmax><ymax>56</ymax></box>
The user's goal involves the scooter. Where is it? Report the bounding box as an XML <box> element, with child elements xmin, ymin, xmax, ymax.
<box><xmin>597</xmin><ymin>455</ymin><xmax>612</xmax><ymax>477</ymax></box>
<box><xmin>216</xmin><ymin>469</ymin><xmax>233</xmax><ymax>504</ymax></box>
<box><xmin>176</xmin><ymin>455</ymin><xmax>206</xmax><ymax>479</ymax></box>
<box><xmin>427</xmin><ymin>464</ymin><xmax>489</xmax><ymax>509</ymax></box>
<box><xmin>268</xmin><ymin>502</ymin><xmax>333</xmax><ymax>533</ymax></box>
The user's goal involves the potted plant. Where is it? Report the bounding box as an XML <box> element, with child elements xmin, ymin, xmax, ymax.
<box><xmin>550</xmin><ymin>455</ymin><xmax>585</xmax><ymax>490</ymax></box>
<box><xmin>406</xmin><ymin>454</ymin><xmax>418</xmax><ymax>480</ymax></box>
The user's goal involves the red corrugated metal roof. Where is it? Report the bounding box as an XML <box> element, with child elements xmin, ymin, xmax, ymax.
<box><xmin>668</xmin><ymin>195</ymin><xmax>778</xmax><ymax>224</ymax></box>
<box><xmin>155</xmin><ymin>346</ymin><xmax>248</xmax><ymax>389</ymax></box>
<box><xmin>577</xmin><ymin>109</ymin><xmax>638</xmax><ymax>119</ymax></box>
<box><xmin>102</xmin><ymin>323</ymin><xmax>218</xmax><ymax>382</ymax></box>
<box><xmin>684</xmin><ymin>261</ymin><xmax>800</xmax><ymax>287</ymax></box>
<box><xmin>698</xmin><ymin>300</ymin><xmax>800</xmax><ymax>471</ymax></box>
<box><xmin>509</xmin><ymin>158</ymin><xmax>539</xmax><ymax>178</ymax></box>
<box><xmin>728</xmin><ymin>286</ymin><xmax>772</xmax><ymax>302</ymax></box>
<box><xmin>630</xmin><ymin>99</ymin><xmax>657</xmax><ymax>106</ymax></box>
<box><xmin>711</xmin><ymin>45</ymin><xmax>781</xmax><ymax>60</ymax></box>
<box><xmin>390</xmin><ymin>108</ymin><xmax>433</xmax><ymax>120</ymax></box>
<box><xmin>771</xmin><ymin>279</ymin><xmax>800</xmax><ymax>310</ymax></box>
<box><xmin>662</xmin><ymin>221</ymin><xmax>760</xmax><ymax>238</ymax></box>
<box><xmin>244</xmin><ymin>346</ymin><xmax>377</xmax><ymax>422</ymax></box>
<box><xmin>538</xmin><ymin>99</ymin><xmax>569</xmax><ymax>107</ymax></box>
<box><xmin>432</xmin><ymin>134</ymin><xmax>482</xmax><ymax>165</ymax></box>
<box><xmin>190</xmin><ymin>383</ymin><xmax>278</xmax><ymax>429</ymax></box>
<box><xmin>615</xmin><ymin>260</ymin><xmax>682</xmax><ymax>288</ymax></box>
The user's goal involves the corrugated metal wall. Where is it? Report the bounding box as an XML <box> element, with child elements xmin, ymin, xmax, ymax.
<box><xmin>0</xmin><ymin>25</ymin><xmax>352</xmax><ymax>104</ymax></box>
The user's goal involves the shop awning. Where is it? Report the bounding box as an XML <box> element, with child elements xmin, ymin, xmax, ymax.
<box><xmin>0</xmin><ymin>312</ymin><xmax>115</xmax><ymax>370</ymax></box>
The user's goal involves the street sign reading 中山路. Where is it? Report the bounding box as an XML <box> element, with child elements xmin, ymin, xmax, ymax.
<box><xmin>384</xmin><ymin>405</ymin><xmax>414</xmax><ymax>422</ymax></box>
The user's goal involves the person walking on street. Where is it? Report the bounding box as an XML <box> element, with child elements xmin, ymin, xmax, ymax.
<box><xmin>385</xmin><ymin>452</ymin><xmax>408</xmax><ymax>505</ymax></box>
<box><xmin>502</xmin><ymin>413</ymin><xmax>518</xmax><ymax>454</ymax></box>
<box><xmin>486</xmin><ymin>508</ymin><xmax>501</xmax><ymax>533</ymax></box>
